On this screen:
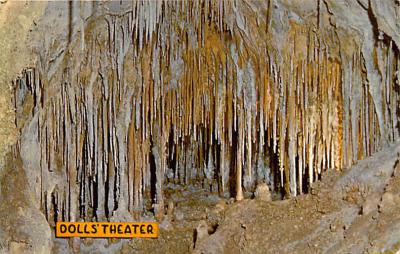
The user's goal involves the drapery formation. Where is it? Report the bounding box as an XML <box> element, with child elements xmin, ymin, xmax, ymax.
<box><xmin>12</xmin><ymin>1</ymin><xmax>399</xmax><ymax>224</ymax></box>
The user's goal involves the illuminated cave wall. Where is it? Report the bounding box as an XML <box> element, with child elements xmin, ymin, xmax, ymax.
<box><xmin>12</xmin><ymin>0</ymin><xmax>400</xmax><ymax>224</ymax></box>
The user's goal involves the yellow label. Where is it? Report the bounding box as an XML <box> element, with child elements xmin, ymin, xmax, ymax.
<box><xmin>56</xmin><ymin>222</ymin><xmax>158</xmax><ymax>238</ymax></box>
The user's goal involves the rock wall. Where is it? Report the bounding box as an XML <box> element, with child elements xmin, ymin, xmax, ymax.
<box><xmin>0</xmin><ymin>0</ymin><xmax>47</xmax><ymax>168</ymax></box>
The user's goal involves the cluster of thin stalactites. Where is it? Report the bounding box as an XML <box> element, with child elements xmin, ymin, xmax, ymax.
<box><xmin>12</xmin><ymin>1</ymin><xmax>400</xmax><ymax>224</ymax></box>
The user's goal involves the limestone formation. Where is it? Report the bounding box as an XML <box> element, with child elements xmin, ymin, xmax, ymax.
<box><xmin>0</xmin><ymin>0</ymin><xmax>399</xmax><ymax>253</ymax></box>
<box><xmin>8</xmin><ymin>1</ymin><xmax>399</xmax><ymax>226</ymax></box>
<box><xmin>254</xmin><ymin>182</ymin><xmax>272</xmax><ymax>201</ymax></box>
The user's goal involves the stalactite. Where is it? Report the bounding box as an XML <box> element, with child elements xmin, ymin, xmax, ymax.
<box><xmin>11</xmin><ymin>0</ymin><xmax>400</xmax><ymax>224</ymax></box>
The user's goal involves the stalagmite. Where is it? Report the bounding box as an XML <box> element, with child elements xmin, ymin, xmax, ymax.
<box><xmin>236</xmin><ymin>120</ymin><xmax>244</xmax><ymax>201</ymax></box>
